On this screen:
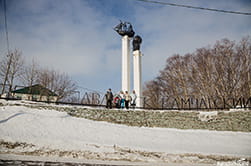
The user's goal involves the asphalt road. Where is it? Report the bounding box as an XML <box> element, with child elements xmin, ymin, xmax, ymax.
<box><xmin>0</xmin><ymin>159</ymin><xmax>127</xmax><ymax>166</ymax></box>
<box><xmin>0</xmin><ymin>154</ymin><xmax>214</xmax><ymax>166</ymax></box>
<box><xmin>0</xmin><ymin>160</ymin><xmax>215</xmax><ymax>166</ymax></box>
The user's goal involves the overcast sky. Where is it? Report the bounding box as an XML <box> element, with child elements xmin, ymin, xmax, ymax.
<box><xmin>0</xmin><ymin>0</ymin><xmax>251</xmax><ymax>94</ymax></box>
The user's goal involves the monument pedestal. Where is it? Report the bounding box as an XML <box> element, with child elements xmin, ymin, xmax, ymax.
<box><xmin>133</xmin><ymin>50</ymin><xmax>142</xmax><ymax>107</ymax></box>
<box><xmin>122</xmin><ymin>35</ymin><xmax>130</xmax><ymax>93</ymax></box>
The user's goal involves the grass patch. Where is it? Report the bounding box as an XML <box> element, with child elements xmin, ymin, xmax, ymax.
<box><xmin>2</xmin><ymin>101</ymin><xmax>251</xmax><ymax>132</ymax></box>
<box><xmin>65</xmin><ymin>107</ymin><xmax>251</xmax><ymax>132</ymax></box>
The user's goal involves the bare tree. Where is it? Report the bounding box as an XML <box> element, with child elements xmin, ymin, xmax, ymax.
<box><xmin>143</xmin><ymin>79</ymin><xmax>162</xmax><ymax>108</ymax></box>
<box><xmin>37</xmin><ymin>68</ymin><xmax>77</xmax><ymax>101</ymax></box>
<box><xmin>235</xmin><ymin>37</ymin><xmax>251</xmax><ymax>99</ymax></box>
<box><xmin>0</xmin><ymin>49</ymin><xmax>23</xmax><ymax>94</ymax></box>
<box><xmin>191</xmin><ymin>47</ymin><xmax>216</xmax><ymax>99</ymax></box>
<box><xmin>19</xmin><ymin>58</ymin><xmax>39</xmax><ymax>87</ymax></box>
<box><xmin>143</xmin><ymin>36</ymin><xmax>251</xmax><ymax>108</ymax></box>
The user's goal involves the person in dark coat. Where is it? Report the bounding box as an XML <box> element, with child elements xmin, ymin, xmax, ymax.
<box><xmin>105</xmin><ymin>88</ymin><xmax>113</xmax><ymax>109</ymax></box>
<box><xmin>124</xmin><ymin>91</ymin><xmax>131</xmax><ymax>109</ymax></box>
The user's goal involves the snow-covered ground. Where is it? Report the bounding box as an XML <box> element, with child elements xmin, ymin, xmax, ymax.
<box><xmin>0</xmin><ymin>100</ymin><xmax>250</xmax><ymax>165</ymax></box>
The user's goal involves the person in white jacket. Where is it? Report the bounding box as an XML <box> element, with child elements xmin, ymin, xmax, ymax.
<box><xmin>130</xmin><ymin>90</ymin><xmax>137</xmax><ymax>109</ymax></box>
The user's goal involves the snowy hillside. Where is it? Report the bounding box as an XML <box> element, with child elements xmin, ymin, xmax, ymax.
<box><xmin>0</xmin><ymin>100</ymin><xmax>250</xmax><ymax>165</ymax></box>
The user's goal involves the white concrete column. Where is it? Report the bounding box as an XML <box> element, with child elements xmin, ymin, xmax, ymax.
<box><xmin>133</xmin><ymin>50</ymin><xmax>142</xmax><ymax>107</ymax></box>
<box><xmin>122</xmin><ymin>35</ymin><xmax>130</xmax><ymax>93</ymax></box>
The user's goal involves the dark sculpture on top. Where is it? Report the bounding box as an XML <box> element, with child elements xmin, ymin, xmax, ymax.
<box><xmin>132</xmin><ymin>35</ymin><xmax>142</xmax><ymax>51</ymax></box>
<box><xmin>114</xmin><ymin>20</ymin><xmax>135</xmax><ymax>38</ymax></box>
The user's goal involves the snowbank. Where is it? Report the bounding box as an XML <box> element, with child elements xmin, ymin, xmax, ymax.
<box><xmin>0</xmin><ymin>101</ymin><xmax>251</xmax><ymax>164</ymax></box>
<box><xmin>1</xmin><ymin>105</ymin><xmax>251</xmax><ymax>155</ymax></box>
<box><xmin>198</xmin><ymin>111</ymin><xmax>218</xmax><ymax>122</ymax></box>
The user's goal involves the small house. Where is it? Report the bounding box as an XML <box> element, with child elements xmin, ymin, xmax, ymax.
<box><xmin>11</xmin><ymin>84</ymin><xmax>58</xmax><ymax>102</ymax></box>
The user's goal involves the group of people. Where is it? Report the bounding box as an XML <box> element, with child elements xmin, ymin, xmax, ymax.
<box><xmin>105</xmin><ymin>88</ymin><xmax>137</xmax><ymax>109</ymax></box>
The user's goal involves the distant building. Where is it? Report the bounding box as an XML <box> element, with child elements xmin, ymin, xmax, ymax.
<box><xmin>11</xmin><ymin>84</ymin><xmax>58</xmax><ymax>102</ymax></box>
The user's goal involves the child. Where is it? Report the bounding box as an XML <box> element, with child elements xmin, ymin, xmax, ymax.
<box><xmin>113</xmin><ymin>95</ymin><xmax>121</xmax><ymax>108</ymax></box>
<box><xmin>120</xmin><ymin>91</ymin><xmax>125</xmax><ymax>109</ymax></box>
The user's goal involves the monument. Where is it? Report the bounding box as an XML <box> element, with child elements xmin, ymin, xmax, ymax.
<box><xmin>114</xmin><ymin>21</ymin><xmax>135</xmax><ymax>93</ymax></box>
<box><xmin>114</xmin><ymin>21</ymin><xmax>143</xmax><ymax>107</ymax></box>
<box><xmin>132</xmin><ymin>35</ymin><xmax>143</xmax><ymax>107</ymax></box>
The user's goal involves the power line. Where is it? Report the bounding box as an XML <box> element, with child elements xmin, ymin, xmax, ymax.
<box><xmin>135</xmin><ymin>0</ymin><xmax>251</xmax><ymax>15</ymax></box>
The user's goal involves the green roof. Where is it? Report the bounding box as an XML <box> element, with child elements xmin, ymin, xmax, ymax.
<box><xmin>12</xmin><ymin>84</ymin><xmax>58</xmax><ymax>96</ymax></box>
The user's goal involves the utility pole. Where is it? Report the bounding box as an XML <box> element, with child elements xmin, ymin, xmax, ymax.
<box><xmin>1</xmin><ymin>53</ymin><xmax>13</xmax><ymax>95</ymax></box>
<box><xmin>1</xmin><ymin>0</ymin><xmax>11</xmax><ymax>96</ymax></box>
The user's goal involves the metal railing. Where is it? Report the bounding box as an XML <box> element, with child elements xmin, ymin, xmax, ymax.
<box><xmin>1</xmin><ymin>84</ymin><xmax>250</xmax><ymax>110</ymax></box>
<box><xmin>1</xmin><ymin>95</ymin><xmax>250</xmax><ymax>111</ymax></box>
